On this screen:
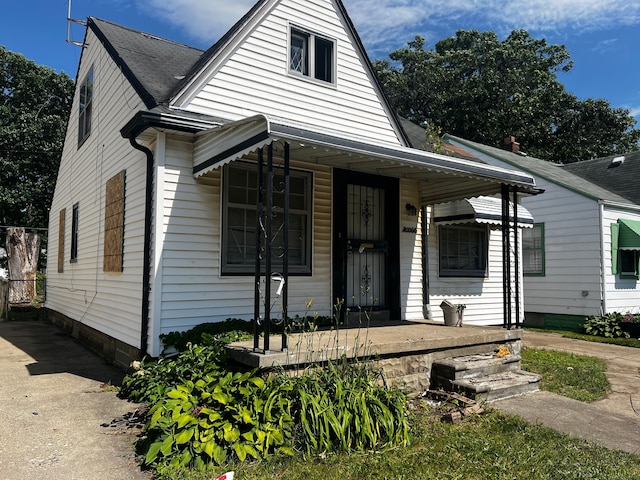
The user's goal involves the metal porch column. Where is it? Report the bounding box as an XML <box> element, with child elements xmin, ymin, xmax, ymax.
<box><xmin>501</xmin><ymin>184</ymin><xmax>512</xmax><ymax>329</ymax></box>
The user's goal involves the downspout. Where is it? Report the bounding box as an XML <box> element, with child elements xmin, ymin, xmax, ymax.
<box><xmin>127</xmin><ymin>135</ymin><xmax>154</xmax><ymax>356</ymax></box>
<box><xmin>599</xmin><ymin>201</ymin><xmax>607</xmax><ymax>316</ymax></box>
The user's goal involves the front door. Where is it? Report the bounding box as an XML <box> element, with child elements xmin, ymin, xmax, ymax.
<box><xmin>333</xmin><ymin>169</ymin><xmax>400</xmax><ymax>319</ymax></box>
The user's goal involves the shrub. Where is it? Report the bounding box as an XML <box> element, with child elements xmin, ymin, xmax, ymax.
<box><xmin>159</xmin><ymin>318</ymin><xmax>254</xmax><ymax>353</ymax></box>
<box><xmin>119</xmin><ymin>343</ymin><xmax>230</xmax><ymax>404</ymax></box>
<box><xmin>583</xmin><ymin>312</ymin><xmax>630</xmax><ymax>339</ymax></box>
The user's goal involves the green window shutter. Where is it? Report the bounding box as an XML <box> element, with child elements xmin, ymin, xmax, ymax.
<box><xmin>611</xmin><ymin>222</ymin><xmax>619</xmax><ymax>274</ymax></box>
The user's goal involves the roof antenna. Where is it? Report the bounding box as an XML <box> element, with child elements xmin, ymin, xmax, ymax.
<box><xmin>66</xmin><ymin>0</ymin><xmax>86</xmax><ymax>47</ymax></box>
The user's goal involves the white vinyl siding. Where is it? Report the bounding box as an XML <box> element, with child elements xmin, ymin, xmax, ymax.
<box><xmin>428</xmin><ymin>219</ymin><xmax>523</xmax><ymax>326</ymax></box>
<box><xmin>46</xmin><ymin>30</ymin><xmax>148</xmax><ymax>349</ymax></box>
<box><xmin>602</xmin><ymin>207</ymin><xmax>640</xmax><ymax>313</ymax></box>
<box><xmin>451</xmin><ymin>139</ymin><xmax>606</xmax><ymax>317</ymax></box>
<box><xmin>399</xmin><ymin>179</ymin><xmax>424</xmax><ymax>320</ymax></box>
<box><xmin>153</xmin><ymin>138</ymin><xmax>333</xmax><ymax>354</ymax></box>
<box><xmin>175</xmin><ymin>0</ymin><xmax>402</xmax><ymax>145</ymax></box>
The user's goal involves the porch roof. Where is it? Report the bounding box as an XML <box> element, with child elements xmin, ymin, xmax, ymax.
<box><xmin>192</xmin><ymin>114</ymin><xmax>538</xmax><ymax>204</ymax></box>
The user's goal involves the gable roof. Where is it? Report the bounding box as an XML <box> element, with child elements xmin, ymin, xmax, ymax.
<box><xmin>89</xmin><ymin>1</ymin><xmax>410</xmax><ymax>145</ymax></box>
<box><xmin>562</xmin><ymin>151</ymin><xmax>640</xmax><ymax>206</ymax></box>
<box><xmin>445</xmin><ymin>134</ymin><xmax>634</xmax><ymax>206</ymax></box>
<box><xmin>88</xmin><ymin>17</ymin><xmax>204</xmax><ymax>109</ymax></box>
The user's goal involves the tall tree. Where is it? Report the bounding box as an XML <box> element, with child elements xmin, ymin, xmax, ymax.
<box><xmin>374</xmin><ymin>30</ymin><xmax>640</xmax><ymax>163</ymax></box>
<box><xmin>0</xmin><ymin>46</ymin><xmax>74</xmax><ymax>277</ymax></box>
<box><xmin>0</xmin><ymin>46</ymin><xmax>74</xmax><ymax>229</ymax></box>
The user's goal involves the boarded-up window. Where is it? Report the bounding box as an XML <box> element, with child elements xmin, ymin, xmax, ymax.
<box><xmin>104</xmin><ymin>170</ymin><xmax>125</xmax><ymax>272</ymax></box>
<box><xmin>58</xmin><ymin>209</ymin><xmax>65</xmax><ymax>272</ymax></box>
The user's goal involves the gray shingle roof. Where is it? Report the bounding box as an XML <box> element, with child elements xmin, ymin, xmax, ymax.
<box><xmin>445</xmin><ymin>134</ymin><xmax>635</xmax><ymax>205</ymax></box>
<box><xmin>89</xmin><ymin>17</ymin><xmax>204</xmax><ymax>108</ymax></box>
<box><xmin>562</xmin><ymin>151</ymin><xmax>640</xmax><ymax>206</ymax></box>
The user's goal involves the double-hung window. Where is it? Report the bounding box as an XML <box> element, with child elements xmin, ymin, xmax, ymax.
<box><xmin>78</xmin><ymin>66</ymin><xmax>94</xmax><ymax>147</ymax></box>
<box><xmin>523</xmin><ymin>223</ymin><xmax>545</xmax><ymax>276</ymax></box>
<box><xmin>222</xmin><ymin>161</ymin><xmax>312</xmax><ymax>275</ymax></box>
<box><xmin>438</xmin><ymin>224</ymin><xmax>487</xmax><ymax>277</ymax></box>
<box><xmin>289</xmin><ymin>26</ymin><xmax>335</xmax><ymax>84</ymax></box>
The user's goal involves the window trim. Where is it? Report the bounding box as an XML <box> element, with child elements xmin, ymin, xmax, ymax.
<box><xmin>288</xmin><ymin>25</ymin><xmax>336</xmax><ymax>85</ymax></box>
<box><xmin>70</xmin><ymin>203</ymin><xmax>79</xmax><ymax>263</ymax></box>
<box><xmin>221</xmin><ymin>161</ymin><xmax>313</xmax><ymax>276</ymax></box>
<box><xmin>78</xmin><ymin>66</ymin><xmax>94</xmax><ymax>147</ymax></box>
<box><xmin>438</xmin><ymin>223</ymin><xmax>488</xmax><ymax>278</ymax></box>
<box><xmin>523</xmin><ymin>222</ymin><xmax>545</xmax><ymax>277</ymax></box>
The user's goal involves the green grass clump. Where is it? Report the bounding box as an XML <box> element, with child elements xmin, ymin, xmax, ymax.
<box><xmin>521</xmin><ymin>347</ymin><xmax>610</xmax><ymax>402</ymax></box>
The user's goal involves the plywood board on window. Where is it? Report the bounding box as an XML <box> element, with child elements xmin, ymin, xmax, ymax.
<box><xmin>104</xmin><ymin>170</ymin><xmax>125</xmax><ymax>272</ymax></box>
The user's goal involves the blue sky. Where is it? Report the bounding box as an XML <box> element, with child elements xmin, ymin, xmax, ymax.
<box><xmin>2</xmin><ymin>0</ymin><xmax>639</xmax><ymax>123</ymax></box>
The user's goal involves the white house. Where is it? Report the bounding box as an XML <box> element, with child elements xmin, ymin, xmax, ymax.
<box><xmin>45</xmin><ymin>0</ymin><xmax>537</xmax><ymax>366</ymax></box>
<box><xmin>446</xmin><ymin>135</ymin><xmax>640</xmax><ymax>331</ymax></box>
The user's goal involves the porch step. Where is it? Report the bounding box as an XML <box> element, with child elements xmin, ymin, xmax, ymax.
<box><xmin>450</xmin><ymin>370</ymin><xmax>542</xmax><ymax>402</ymax></box>
<box><xmin>430</xmin><ymin>353</ymin><xmax>541</xmax><ymax>402</ymax></box>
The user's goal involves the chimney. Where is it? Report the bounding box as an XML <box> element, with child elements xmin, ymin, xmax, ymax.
<box><xmin>503</xmin><ymin>136</ymin><xmax>520</xmax><ymax>153</ymax></box>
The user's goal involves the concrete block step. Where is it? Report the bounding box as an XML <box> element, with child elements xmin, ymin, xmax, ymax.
<box><xmin>450</xmin><ymin>369</ymin><xmax>542</xmax><ymax>402</ymax></box>
<box><xmin>431</xmin><ymin>353</ymin><xmax>521</xmax><ymax>381</ymax></box>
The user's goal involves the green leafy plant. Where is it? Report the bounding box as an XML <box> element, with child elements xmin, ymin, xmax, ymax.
<box><xmin>583</xmin><ymin>312</ymin><xmax>630</xmax><ymax>339</ymax></box>
<box><xmin>293</xmin><ymin>360</ymin><xmax>409</xmax><ymax>454</ymax></box>
<box><xmin>142</xmin><ymin>371</ymin><xmax>295</xmax><ymax>472</ymax></box>
<box><xmin>119</xmin><ymin>343</ymin><xmax>229</xmax><ymax>404</ymax></box>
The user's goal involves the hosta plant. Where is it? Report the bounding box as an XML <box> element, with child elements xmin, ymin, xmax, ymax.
<box><xmin>141</xmin><ymin>370</ymin><xmax>295</xmax><ymax>472</ymax></box>
<box><xmin>583</xmin><ymin>312</ymin><xmax>630</xmax><ymax>339</ymax></box>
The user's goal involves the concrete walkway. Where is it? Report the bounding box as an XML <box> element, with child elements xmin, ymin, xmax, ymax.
<box><xmin>494</xmin><ymin>330</ymin><xmax>640</xmax><ymax>454</ymax></box>
<box><xmin>0</xmin><ymin>320</ymin><xmax>151</xmax><ymax>480</ymax></box>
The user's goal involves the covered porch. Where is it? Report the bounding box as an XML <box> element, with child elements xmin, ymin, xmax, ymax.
<box><xmin>192</xmin><ymin>113</ymin><xmax>538</xmax><ymax>361</ymax></box>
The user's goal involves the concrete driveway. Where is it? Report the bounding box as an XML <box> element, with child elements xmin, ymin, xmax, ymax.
<box><xmin>0</xmin><ymin>320</ymin><xmax>151</xmax><ymax>480</ymax></box>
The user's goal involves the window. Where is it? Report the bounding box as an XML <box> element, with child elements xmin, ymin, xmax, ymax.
<box><xmin>70</xmin><ymin>203</ymin><xmax>79</xmax><ymax>262</ymax></box>
<box><xmin>438</xmin><ymin>224</ymin><xmax>487</xmax><ymax>277</ymax></box>
<box><xmin>222</xmin><ymin>161</ymin><xmax>312</xmax><ymax>275</ymax></box>
<box><xmin>78</xmin><ymin>66</ymin><xmax>94</xmax><ymax>146</ymax></box>
<box><xmin>523</xmin><ymin>223</ymin><xmax>545</xmax><ymax>276</ymax></box>
<box><xmin>104</xmin><ymin>171</ymin><xmax>125</xmax><ymax>272</ymax></box>
<box><xmin>611</xmin><ymin>219</ymin><xmax>640</xmax><ymax>278</ymax></box>
<box><xmin>289</xmin><ymin>26</ymin><xmax>335</xmax><ymax>83</ymax></box>
<box><xmin>58</xmin><ymin>209</ymin><xmax>65</xmax><ymax>273</ymax></box>
<box><xmin>620</xmin><ymin>250</ymin><xmax>639</xmax><ymax>276</ymax></box>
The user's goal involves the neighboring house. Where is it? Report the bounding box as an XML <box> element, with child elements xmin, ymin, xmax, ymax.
<box><xmin>446</xmin><ymin>135</ymin><xmax>640</xmax><ymax>330</ymax></box>
<box><xmin>46</xmin><ymin>0</ymin><xmax>537</xmax><ymax>365</ymax></box>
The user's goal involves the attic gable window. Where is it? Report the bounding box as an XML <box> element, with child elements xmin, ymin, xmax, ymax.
<box><xmin>289</xmin><ymin>26</ymin><xmax>335</xmax><ymax>84</ymax></box>
<box><xmin>78</xmin><ymin>66</ymin><xmax>94</xmax><ymax>147</ymax></box>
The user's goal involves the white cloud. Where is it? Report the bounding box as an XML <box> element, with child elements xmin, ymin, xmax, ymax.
<box><xmin>138</xmin><ymin>0</ymin><xmax>640</xmax><ymax>58</ymax></box>
<box><xmin>140</xmin><ymin>0</ymin><xmax>256</xmax><ymax>44</ymax></box>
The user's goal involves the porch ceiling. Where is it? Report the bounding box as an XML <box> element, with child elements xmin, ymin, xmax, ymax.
<box><xmin>193</xmin><ymin>114</ymin><xmax>537</xmax><ymax>204</ymax></box>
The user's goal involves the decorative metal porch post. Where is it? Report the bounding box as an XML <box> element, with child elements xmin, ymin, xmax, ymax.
<box><xmin>254</xmin><ymin>149</ymin><xmax>264</xmax><ymax>351</ymax></box>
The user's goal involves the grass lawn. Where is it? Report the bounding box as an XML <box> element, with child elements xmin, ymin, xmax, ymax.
<box><xmin>520</xmin><ymin>347</ymin><xmax>610</xmax><ymax>402</ymax></box>
<box><xmin>159</xmin><ymin>409</ymin><xmax>640</xmax><ymax>480</ymax></box>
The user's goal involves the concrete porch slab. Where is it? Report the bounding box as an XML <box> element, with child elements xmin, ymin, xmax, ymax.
<box><xmin>226</xmin><ymin>320</ymin><xmax>522</xmax><ymax>392</ymax></box>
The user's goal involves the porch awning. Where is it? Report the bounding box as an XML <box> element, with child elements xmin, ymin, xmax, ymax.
<box><xmin>433</xmin><ymin>196</ymin><xmax>534</xmax><ymax>228</ymax></box>
<box><xmin>192</xmin><ymin>114</ymin><xmax>537</xmax><ymax>204</ymax></box>
<box><xmin>618</xmin><ymin>218</ymin><xmax>640</xmax><ymax>250</ymax></box>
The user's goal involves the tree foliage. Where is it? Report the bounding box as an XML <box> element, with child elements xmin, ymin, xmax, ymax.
<box><xmin>0</xmin><ymin>46</ymin><xmax>74</xmax><ymax>228</ymax></box>
<box><xmin>374</xmin><ymin>30</ymin><xmax>640</xmax><ymax>162</ymax></box>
